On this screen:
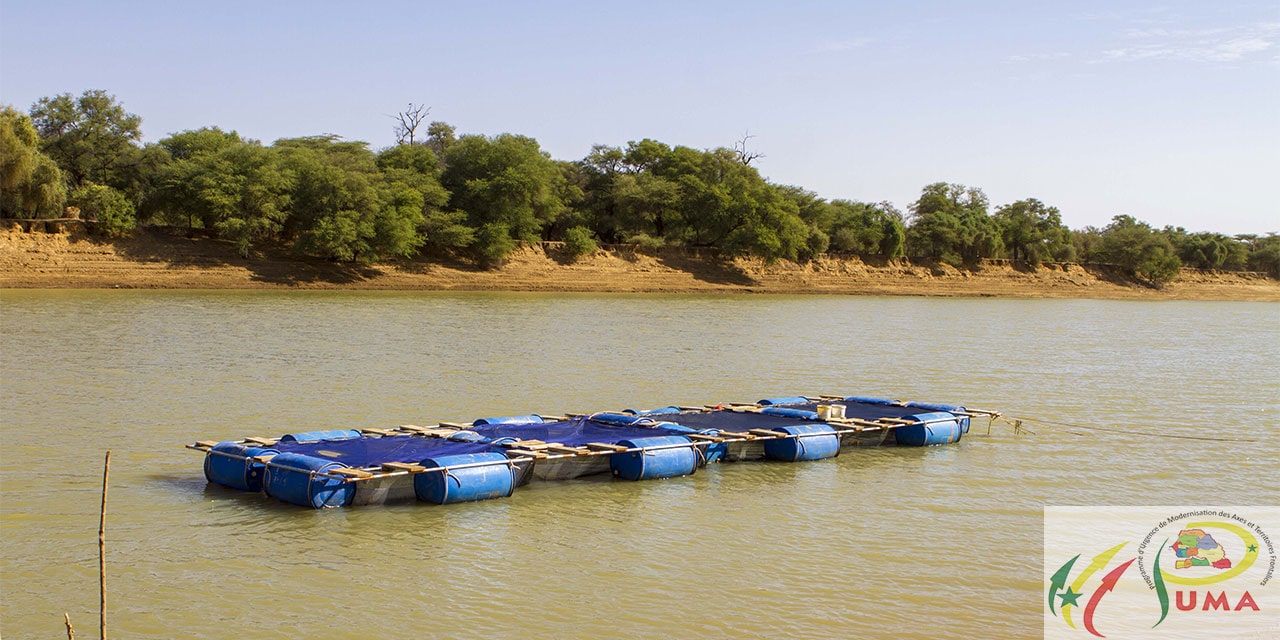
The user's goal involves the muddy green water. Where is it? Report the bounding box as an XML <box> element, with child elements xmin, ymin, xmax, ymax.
<box><xmin>1</xmin><ymin>291</ymin><xmax>1276</xmax><ymax>639</ymax></box>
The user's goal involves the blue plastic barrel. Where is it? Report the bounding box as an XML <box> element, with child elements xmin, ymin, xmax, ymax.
<box><xmin>893</xmin><ymin>412</ymin><xmax>963</xmax><ymax>446</ymax></box>
<box><xmin>262</xmin><ymin>452</ymin><xmax>356</xmax><ymax>508</ymax></box>
<box><xmin>278</xmin><ymin>429</ymin><xmax>361</xmax><ymax>443</ymax></box>
<box><xmin>622</xmin><ymin>406</ymin><xmax>681</xmax><ymax>416</ymax></box>
<box><xmin>472</xmin><ymin>415</ymin><xmax>543</xmax><ymax>426</ymax></box>
<box><xmin>763</xmin><ymin>424</ymin><xmax>841</xmax><ymax>461</ymax></box>
<box><xmin>591</xmin><ymin>412</ymin><xmax>647</xmax><ymax>426</ymax></box>
<box><xmin>843</xmin><ymin>396</ymin><xmax>898</xmax><ymax>406</ymax></box>
<box><xmin>760</xmin><ymin>407</ymin><xmax>820</xmax><ymax>420</ymax></box>
<box><xmin>905</xmin><ymin>402</ymin><xmax>970</xmax><ymax>433</ymax></box>
<box><xmin>757</xmin><ymin>396</ymin><xmax>810</xmax><ymax>406</ymax></box>
<box><xmin>699</xmin><ymin>440</ymin><xmax>729</xmax><ymax>464</ymax></box>
<box><xmin>414</xmin><ymin>452</ymin><xmax>516</xmax><ymax>505</ymax></box>
<box><xmin>203</xmin><ymin>442</ymin><xmax>278</xmax><ymax>492</ymax></box>
<box><xmin>610</xmin><ymin>436</ymin><xmax>698</xmax><ymax>481</ymax></box>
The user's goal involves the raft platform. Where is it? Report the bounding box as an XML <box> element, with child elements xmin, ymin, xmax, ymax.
<box><xmin>188</xmin><ymin>394</ymin><xmax>999</xmax><ymax>508</ymax></box>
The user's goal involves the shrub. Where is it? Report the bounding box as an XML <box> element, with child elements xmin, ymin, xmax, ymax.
<box><xmin>69</xmin><ymin>183</ymin><xmax>135</xmax><ymax>237</ymax></box>
<box><xmin>473</xmin><ymin>222</ymin><xmax>515</xmax><ymax>267</ymax></box>
<box><xmin>561</xmin><ymin>226</ymin><xmax>598</xmax><ymax>263</ymax></box>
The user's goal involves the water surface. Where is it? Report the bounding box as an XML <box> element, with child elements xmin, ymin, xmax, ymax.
<box><xmin>2</xmin><ymin>291</ymin><xmax>1276</xmax><ymax>638</ymax></box>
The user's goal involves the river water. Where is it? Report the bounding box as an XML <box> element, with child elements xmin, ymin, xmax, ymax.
<box><xmin>1</xmin><ymin>291</ymin><xmax>1276</xmax><ymax>639</ymax></box>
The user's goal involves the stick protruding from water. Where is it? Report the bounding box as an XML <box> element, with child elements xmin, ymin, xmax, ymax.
<box><xmin>99</xmin><ymin>450</ymin><xmax>110</xmax><ymax>640</ymax></box>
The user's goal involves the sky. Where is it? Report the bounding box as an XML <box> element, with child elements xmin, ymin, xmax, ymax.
<box><xmin>2</xmin><ymin>0</ymin><xmax>1277</xmax><ymax>234</ymax></box>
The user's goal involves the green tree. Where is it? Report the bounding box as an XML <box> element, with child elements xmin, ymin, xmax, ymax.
<box><xmin>473</xmin><ymin>221</ymin><xmax>515</xmax><ymax>266</ymax></box>
<box><xmin>1240</xmin><ymin>233</ymin><xmax>1280</xmax><ymax>278</ymax></box>
<box><xmin>580</xmin><ymin>141</ymin><xmax>682</xmax><ymax>244</ymax></box>
<box><xmin>276</xmin><ymin>136</ymin><xmax>423</xmax><ymax>262</ymax></box>
<box><xmin>824</xmin><ymin>200</ymin><xmax>905</xmax><ymax>258</ymax></box>
<box><xmin>68</xmin><ymin>182</ymin><xmax>135</xmax><ymax>236</ymax></box>
<box><xmin>907</xmin><ymin>183</ymin><xmax>999</xmax><ymax>264</ymax></box>
<box><xmin>1</xmin><ymin>106</ymin><xmax>66</xmax><ymax>218</ymax></box>
<box><xmin>560</xmin><ymin>225</ymin><xmax>598</xmax><ymax>262</ymax></box>
<box><xmin>375</xmin><ymin>143</ymin><xmax>464</xmax><ymax>252</ymax></box>
<box><xmin>994</xmin><ymin>198</ymin><xmax>1072</xmax><ymax>266</ymax></box>
<box><xmin>1093</xmin><ymin>215</ymin><xmax>1181</xmax><ymax>286</ymax></box>
<box><xmin>425</xmin><ymin>121</ymin><xmax>457</xmax><ymax>163</ymax></box>
<box><xmin>29</xmin><ymin>91</ymin><xmax>142</xmax><ymax>196</ymax></box>
<box><xmin>652</xmin><ymin>145</ymin><xmax>809</xmax><ymax>260</ymax></box>
<box><xmin>1163</xmin><ymin>227</ymin><xmax>1248</xmax><ymax>271</ymax></box>
<box><xmin>441</xmin><ymin>133</ymin><xmax>571</xmax><ymax>256</ymax></box>
<box><xmin>146</xmin><ymin>128</ymin><xmax>290</xmax><ymax>255</ymax></box>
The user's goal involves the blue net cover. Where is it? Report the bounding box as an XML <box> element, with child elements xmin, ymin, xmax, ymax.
<box><xmin>803</xmin><ymin>399</ymin><xmax>926</xmax><ymax>419</ymax></box>
<box><xmin>470</xmin><ymin>418</ymin><xmax>690</xmax><ymax>447</ymax></box>
<box><xmin>653</xmin><ymin>411</ymin><xmax>822</xmax><ymax>432</ymax></box>
<box><xmin>655</xmin><ymin>401</ymin><xmax>944</xmax><ymax>432</ymax></box>
<box><xmin>788</xmin><ymin>401</ymin><xmax>943</xmax><ymax>421</ymax></box>
<box><xmin>272</xmin><ymin>436</ymin><xmax>498</xmax><ymax>468</ymax></box>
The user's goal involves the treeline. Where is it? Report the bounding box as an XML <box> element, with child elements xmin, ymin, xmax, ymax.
<box><xmin>2</xmin><ymin>90</ymin><xmax>1277</xmax><ymax>284</ymax></box>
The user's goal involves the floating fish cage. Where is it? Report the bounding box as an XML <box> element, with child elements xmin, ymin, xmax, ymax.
<box><xmin>189</xmin><ymin>394</ymin><xmax>998</xmax><ymax>509</ymax></box>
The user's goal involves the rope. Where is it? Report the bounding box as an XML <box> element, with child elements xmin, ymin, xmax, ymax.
<box><xmin>1002</xmin><ymin>415</ymin><xmax>1258</xmax><ymax>443</ymax></box>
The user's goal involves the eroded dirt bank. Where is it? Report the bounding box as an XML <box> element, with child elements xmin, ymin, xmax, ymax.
<box><xmin>2</xmin><ymin>227</ymin><xmax>1278</xmax><ymax>301</ymax></box>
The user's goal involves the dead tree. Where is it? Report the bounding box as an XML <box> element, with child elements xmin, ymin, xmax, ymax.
<box><xmin>392</xmin><ymin>102</ymin><xmax>430</xmax><ymax>145</ymax></box>
<box><xmin>733</xmin><ymin>130</ymin><xmax>764</xmax><ymax>166</ymax></box>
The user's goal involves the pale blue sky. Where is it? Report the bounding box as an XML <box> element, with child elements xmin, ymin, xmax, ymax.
<box><xmin>2</xmin><ymin>1</ymin><xmax>1277</xmax><ymax>234</ymax></box>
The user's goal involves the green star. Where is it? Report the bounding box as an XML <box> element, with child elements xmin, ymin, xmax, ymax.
<box><xmin>1248</xmin><ymin>544</ymin><xmax>1258</xmax><ymax>553</ymax></box>
<box><xmin>1059</xmin><ymin>587</ymin><xmax>1084</xmax><ymax>607</ymax></box>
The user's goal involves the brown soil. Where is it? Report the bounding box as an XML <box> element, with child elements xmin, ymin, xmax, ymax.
<box><xmin>2</xmin><ymin>226</ymin><xmax>1278</xmax><ymax>300</ymax></box>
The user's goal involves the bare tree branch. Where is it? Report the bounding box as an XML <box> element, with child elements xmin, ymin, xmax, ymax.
<box><xmin>733</xmin><ymin>130</ymin><xmax>764</xmax><ymax>166</ymax></box>
<box><xmin>391</xmin><ymin>102</ymin><xmax>430</xmax><ymax>145</ymax></box>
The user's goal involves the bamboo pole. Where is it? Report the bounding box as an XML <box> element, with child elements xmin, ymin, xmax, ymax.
<box><xmin>64</xmin><ymin>612</ymin><xmax>75</xmax><ymax>639</ymax></box>
<box><xmin>99</xmin><ymin>450</ymin><xmax>110</xmax><ymax>640</ymax></box>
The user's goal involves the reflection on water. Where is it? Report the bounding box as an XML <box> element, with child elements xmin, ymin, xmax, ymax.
<box><xmin>2</xmin><ymin>291</ymin><xmax>1277</xmax><ymax>639</ymax></box>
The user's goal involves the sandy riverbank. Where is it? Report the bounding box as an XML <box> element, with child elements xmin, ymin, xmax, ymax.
<box><xmin>2</xmin><ymin>227</ymin><xmax>1278</xmax><ymax>300</ymax></box>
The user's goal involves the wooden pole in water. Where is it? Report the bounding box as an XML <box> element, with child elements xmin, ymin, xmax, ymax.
<box><xmin>99</xmin><ymin>450</ymin><xmax>110</xmax><ymax>640</ymax></box>
<box><xmin>64</xmin><ymin>612</ymin><xmax>76</xmax><ymax>639</ymax></box>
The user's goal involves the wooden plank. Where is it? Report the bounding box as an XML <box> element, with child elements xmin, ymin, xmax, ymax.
<box><xmin>748</xmin><ymin>428</ymin><xmax>781</xmax><ymax>438</ymax></box>
<box><xmin>541</xmin><ymin>415</ymin><xmax>568</xmax><ymax>422</ymax></box>
<box><xmin>382</xmin><ymin>462</ymin><xmax>427</xmax><ymax>473</ymax></box>
<box><xmin>877</xmin><ymin>417</ymin><xmax>916</xmax><ymax>425</ymax></box>
<box><xmin>677</xmin><ymin>405</ymin><xmax>707</xmax><ymax>412</ymax></box>
<box><xmin>546</xmin><ymin>445</ymin><xmax>589</xmax><ymax>455</ymax></box>
<box><xmin>716</xmin><ymin>430</ymin><xmax>754</xmax><ymax>439</ymax></box>
<box><xmin>586</xmin><ymin>442</ymin><xmax>628</xmax><ymax>452</ymax></box>
<box><xmin>422</xmin><ymin>428</ymin><xmax>461</xmax><ymax>438</ymax></box>
<box><xmin>327</xmin><ymin>467</ymin><xmax>374</xmax><ymax>479</ymax></box>
<box><xmin>511</xmin><ymin>440</ymin><xmax>551</xmax><ymax>450</ymax></box>
<box><xmin>437</xmin><ymin>421</ymin><xmax>470</xmax><ymax>429</ymax></box>
<box><xmin>244</xmin><ymin>437</ymin><xmax>277</xmax><ymax>446</ymax></box>
<box><xmin>505</xmin><ymin>449</ymin><xmax>548</xmax><ymax>459</ymax></box>
<box><xmin>360</xmin><ymin>428</ymin><xmax>398</xmax><ymax>437</ymax></box>
<box><xmin>685</xmin><ymin>433</ymin><xmax>724</xmax><ymax>442</ymax></box>
<box><xmin>829</xmin><ymin>417</ymin><xmax>882</xmax><ymax>428</ymax></box>
<box><xmin>194</xmin><ymin>440</ymin><xmax>220</xmax><ymax>449</ymax></box>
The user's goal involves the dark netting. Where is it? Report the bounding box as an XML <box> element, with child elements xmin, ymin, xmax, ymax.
<box><xmin>653</xmin><ymin>411</ymin><xmax>818</xmax><ymax>432</ymax></box>
<box><xmin>248</xmin><ymin>401</ymin><xmax>952</xmax><ymax>468</ymax></box>
<box><xmin>744</xmin><ymin>400</ymin><xmax>944</xmax><ymax>421</ymax></box>
<box><xmin>804</xmin><ymin>401</ymin><xmax>936</xmax><ymax>421</ymax></box>
<box><xmin>656</xmin><ymin>401</ymin><xmax>948</xmax><ymax>431</ymax></box>
<box><xmin>273</xmin><ymin>436</ymin><xmax>498</xmax><ymax>468</ymax></box>
<box><xmin>470</xmin><ymin>417</ymin><xmax>690</xmax><ymax>446</ymax></box>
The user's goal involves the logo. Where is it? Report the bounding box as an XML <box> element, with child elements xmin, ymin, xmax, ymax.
<box><xmin>1045</xmin><ymin>507</ymin><xmax>1277</xmax><ymax>639</ymax></box>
